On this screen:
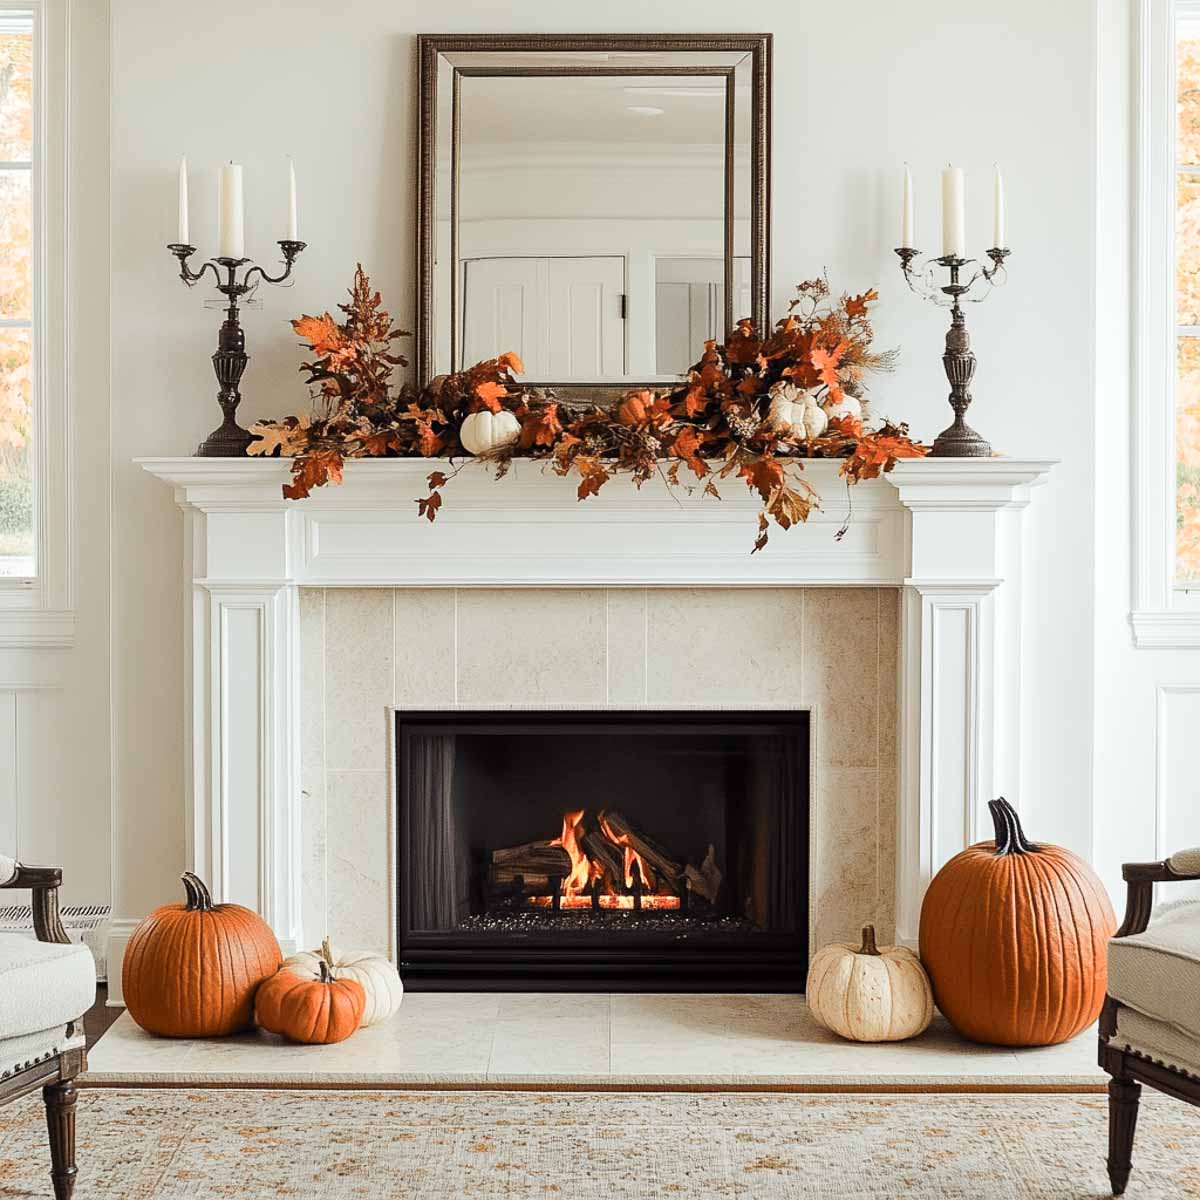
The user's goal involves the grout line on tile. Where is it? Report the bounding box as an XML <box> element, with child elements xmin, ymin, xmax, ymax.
<box><xmin>604</xmin><ymin>590</ymin><xmax>611</xmax><ymax>705</ymax></box>
<box><xmin>452</xmin><ymin>589</ymin><xmax>459</xmax><ymax>705</ymax></box>
<box><xmin>642</xmin><ymin>589</ymin><xmax>649</xmax><ymax>704</ymax></box>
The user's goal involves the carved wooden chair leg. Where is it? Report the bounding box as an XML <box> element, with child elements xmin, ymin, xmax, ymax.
<box><xmin>43</xmin><ymin>1079</ymin><xmax>78</xmax><ymax>1200</ymax></box>
<box><xmin>1107</xmin><ymin>1074</ymin><xmax>1141</xmax><ymax>1196</ymax></box>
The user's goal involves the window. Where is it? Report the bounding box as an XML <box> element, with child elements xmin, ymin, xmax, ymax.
<box><xmin>1179</xmin><ymin>16</ymin><xmax>1200</xmax><ymax>582</ymax></box>
<box><xmin>0</xmin><ymin>10</ymin><xmax>32</xmax><ymax>579</ymax></box>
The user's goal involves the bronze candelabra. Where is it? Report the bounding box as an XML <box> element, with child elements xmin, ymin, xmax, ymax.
<box><xmin>167</xmin><ymin>240</ymin><xmax>306</xmax><ymax>456</ymax></box>
<box><xmin>894</xmin><ymin>245</ymin><xmax>1010</xmax><ymax>457</ymax></box>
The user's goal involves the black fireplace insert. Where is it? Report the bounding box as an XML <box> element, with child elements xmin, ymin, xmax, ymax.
<box><xmin>395</xmin><ymin>710</ymin><xmax>809</xmax><ymax>991</ymax></box>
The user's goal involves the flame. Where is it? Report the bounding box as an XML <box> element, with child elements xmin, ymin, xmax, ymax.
<box><xmin>601</xmin><ymin>814</ymin><xmax>657</xmax><ymax>892</ymax></box>
<box><xmin>550</xmin><ymin>809</ymin><xmax>591</xmax><ymax>896</ymax></box>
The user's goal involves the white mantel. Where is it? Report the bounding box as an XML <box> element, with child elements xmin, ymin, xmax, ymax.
<box><xmin>138</xmin><ymin>455</ymin><xmax>1054</xmax><ymax>960</ymax></box>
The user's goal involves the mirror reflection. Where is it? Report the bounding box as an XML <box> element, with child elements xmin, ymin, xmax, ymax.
<box><xmin>423</xmin><ymin>43</ymin><xmax>764</xmax><ymax>390</ymax></box>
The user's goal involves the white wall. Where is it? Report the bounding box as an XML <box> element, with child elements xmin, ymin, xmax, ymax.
<box><xmin>104</xmin><ymin>0</ymin><xmax>1101</xmax><ymax>938</ymax></box>
<box><xmin>0</xmin><ymin>0</ymin><xmax>110</xmax><ymax>910</ymax></box>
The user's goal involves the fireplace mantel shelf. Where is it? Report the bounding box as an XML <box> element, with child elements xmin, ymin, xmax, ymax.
<box><xmin>130</xmin><ymin>453</ymin><xmax>1055</xmax><ymax>967</ymax></box>
<box><xmin>138</xmin><ymin>455</ymin><xmax>1056</xmax><ymax>589</ymax></box>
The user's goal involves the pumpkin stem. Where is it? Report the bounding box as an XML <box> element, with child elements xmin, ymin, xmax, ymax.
<box><xmin>319</xmin><ymin>937</ymin><xmax>338</xmax><ymax>979</ymax></box>
<box><xmin>858</xmin><ymin>924</ymin><xmax>880</xmax><ymax>956</ymax></box>
<box><xmin>180</xmin><ymin>871</ymin><xmax>214</xmax><ymax>912</ymax></box>
<box><xmin>988</xmin><ymin>797</ymin><xmax>1039</xmax><ymax>856</ymax></box>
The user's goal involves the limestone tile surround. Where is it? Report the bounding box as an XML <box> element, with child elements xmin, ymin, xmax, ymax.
<box><xmin>301</xmin><ymin>587</ymin><xmax>900</xmax><ymax>957</ymax></box>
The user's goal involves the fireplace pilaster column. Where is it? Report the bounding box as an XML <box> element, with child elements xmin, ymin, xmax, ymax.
<box><xmin>887</xmin><ymin>460</ymin><xmax>1053</xmax><ymax>946</ymax></box>
<box><xmin>180</xmin><ymin>504</ymin><xmax>301</xmax><ymax>956</ymax></box>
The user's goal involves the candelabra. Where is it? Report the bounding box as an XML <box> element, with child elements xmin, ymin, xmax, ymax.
<box><xmin>894</xmin><ymin>244</ymin><xmax>1010</xmax><ymax>457</ymax></box>
<box><xmin>167</xmin><ymin>240</ymin><xmax>306</xmax><ymax>456</ymax></box>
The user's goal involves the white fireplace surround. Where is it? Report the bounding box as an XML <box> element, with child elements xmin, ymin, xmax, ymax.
<box><xmin>136</xmin><ymin>455</ymin><xmax>1054</xmax><ymax>971</ymax></box>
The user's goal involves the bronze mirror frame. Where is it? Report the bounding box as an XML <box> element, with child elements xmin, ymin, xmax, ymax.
<box><xmin>415</xmin><ymin>33</ymin><xmax>772</xmax><ymax>398</ymax></box>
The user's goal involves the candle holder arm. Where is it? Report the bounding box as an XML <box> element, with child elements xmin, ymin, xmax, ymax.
<box><xmin>167</xmin><ymin>244</ymin><xmax>223</xmax><ymax>289</ymax></box>
<box><xmin>241</xmin><ymin>240</ymin><xmax>307</xmax><ymax>289</ymax></box>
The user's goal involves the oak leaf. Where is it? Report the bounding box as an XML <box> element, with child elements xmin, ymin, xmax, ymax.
<box><xmin>844</xmin><ymin>290</ymin><xmax>878</xmax><ymax>320</ymax></box>
<box><xmin>671</xmin><ymin>425</ymin><xmax>709</xmax><ymax>479</ymax></box>
<box><xmin>474</xmin><ymin>380</ymin><xmax>507</xmax><ymax>413</ymax></box>
<box><xmin>416</xmin><ymin>490</ymin><xmax>442</xmax><ymax>522</ymax></box>
<box><xmin>292</xmin><ymin>313</ymin><xmax>344</xmax><ymax>357</ymax></box>
<box><xmin>519</xmin><ymin>403</ymin><xmax>563</xmax><ymax>449</ymax></box>
<box><xmin>283</xmin><ymin>450</ymin><xmax>343</xmax><ymax>500</ymax></box>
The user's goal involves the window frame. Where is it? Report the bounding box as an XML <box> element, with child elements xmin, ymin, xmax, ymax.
<box><xmin>1132</xmin><ymin>0</ymin><xmax>1200</xmax><ymax>645</ymax></box>
<box><xmin>0</xmin><ymin>0</ymin><xmax>72</xmax><ymax>647</ymax></box>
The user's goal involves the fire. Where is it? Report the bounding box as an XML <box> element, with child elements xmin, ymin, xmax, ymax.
<box><xmin>536</xmin><ymin>809</ymin><xmax>680</xmax><ymax>910</ymax></box>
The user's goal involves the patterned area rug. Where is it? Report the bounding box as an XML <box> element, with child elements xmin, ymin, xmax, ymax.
<box><xmin>1</xmin><ymin>1088</ymin><xmax>1198</xmax><ymax>1198</ymax></box>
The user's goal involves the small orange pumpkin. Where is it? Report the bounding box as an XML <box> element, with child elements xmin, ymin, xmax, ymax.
<box><xmin>919</xmin><ymin>798</ymin><xmax>1116</xmax><ymax>1047</ymax></box>
<box><xmin>254</xmin><ymin>941</ymin><xmax>366</xmax><ymax>1044</ymax></box>
<box><xmin>122</xmin><ymin>872</ymin><xmax>282</xmax><ymax>1037</ymax></box>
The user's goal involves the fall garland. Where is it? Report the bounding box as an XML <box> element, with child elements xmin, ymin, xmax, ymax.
<box><xmin>248</xmin><ymin>267</ymin><xmax>926</xmax><ymax>552</ymax></box>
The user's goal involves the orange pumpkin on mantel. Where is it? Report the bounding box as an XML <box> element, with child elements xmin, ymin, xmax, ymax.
<box><xmin>122</xmin><ymin>872</ymin><xmax>283</xmax><ymax>1037</ymax></box>
<box><xmin>919</xmin><ymin>798</ymin><xmax>1116</xmax><ymax>1047</ymax></box>
<box><xmin>254</xmin><ymin>942</ymin><xmax>366</xmax><ymax>1044</ymax></box>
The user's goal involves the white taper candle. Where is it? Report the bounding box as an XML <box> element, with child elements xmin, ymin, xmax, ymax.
<box><xmin>177</xmin><ymin>156</ymin><xmax>189</xmax><ymax>245</ymax></box>
<box><xmin>901</xmin><ymin>164</ymin><xmax>914</xmax><ymax>248</ymax></box>
<box><xmin>992</xmin><ymin>164</ymin><xmax>1005</xmax><ymax>249</ymax></box>
<box><xmin>287</xmin><ymin>159</ymin><xmax>298</xmax><ymax>241</ymax></box>
<box><xmin>940</xmin><ymin>165</ymin><xmax>965</xmax><ymax>258</ymax></box>
<box><xmin>217</xmin><ymin>162</ymin><xmax>245</xmax><ymax>260</ymax></box>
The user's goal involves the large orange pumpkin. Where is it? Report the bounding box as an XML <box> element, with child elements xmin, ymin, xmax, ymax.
<box><xmin>254</xmin><ymin>942</ymin><xmax>366</xmax><ymax>1044</ymax></box>
<box><xmin>919</xmin><ymin>798</ymin><xmax>1116</xmax><ymax>1047</ymax></box>
<box><xmin>122</xmin><ymin>872</ymin><xmax>282</xmax><ymax>1037</ymax></box>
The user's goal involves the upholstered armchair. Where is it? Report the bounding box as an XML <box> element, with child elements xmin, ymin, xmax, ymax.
<box><xmin>1099</xmin><ymin>847</ymin><xmax>1200</xmax><ymax>1195</ymax></box>
<box><xmin>0</xmin><ymin>852</ymin><xmax>96</xmax><ymax>1199</ymax></box>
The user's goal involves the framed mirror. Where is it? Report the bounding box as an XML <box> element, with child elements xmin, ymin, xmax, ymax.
<box><xmin>416</xmin><ymin>34</ymin><xmax>771</xmax><ymax>397</ymax></box>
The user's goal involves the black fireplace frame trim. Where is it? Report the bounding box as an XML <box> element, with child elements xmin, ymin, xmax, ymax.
<box><xmin>394</xmin><ymin>709</ymin><xmax>810</xmax><ymax>992</ymax></box>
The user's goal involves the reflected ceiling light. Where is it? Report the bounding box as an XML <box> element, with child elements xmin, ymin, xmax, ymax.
<box><xmin>623</xmin><ymin>86</ymin><xmax>725</xmax><ymax>98</ymax></box>
<box><xmin>627</xmin><ymin>105</ymin><xmax>666</xmax><ymax>116</ymax></box>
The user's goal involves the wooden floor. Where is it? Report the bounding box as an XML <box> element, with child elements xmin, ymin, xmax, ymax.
<box><xmin>84</xmin><ymin>985</ymin><xmax>121</xmax><ymax>1052</ymax></box>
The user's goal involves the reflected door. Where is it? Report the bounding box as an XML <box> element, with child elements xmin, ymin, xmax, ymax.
<box><xmin>462</xmin><ymin>256</ymin><xmax>625</xmax><ymax>379</ymax></box>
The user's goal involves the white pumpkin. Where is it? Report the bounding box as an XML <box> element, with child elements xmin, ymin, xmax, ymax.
<box><xmin>822</xmin><ymin>394</ymin><xmax>863</xmax><ymax>424</ymax></box>
<box><xmin>459</xmin><ymin>408</ymin><xmax>520</xmax><ymax>456</ymax></box>
<box><xmin>858</xmin><ymin>399</ymin><xmax>885</xmax><ymax>434</ymax></box>
<box><xmin>283</xmin><ymin>938</ymin><xmax>403</xmax><ymax>1028</ymax></box>
<box><xmin>766</xmin><ymin>382</ymin><xmax>828</xmax><ymax>441</ymax></box>
<box><xmin>805</xmin><ymin>925</ymin><xmax>933</xmax><ymax>1043</ymax></box>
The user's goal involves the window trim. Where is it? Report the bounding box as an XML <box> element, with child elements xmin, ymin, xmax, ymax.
<box><xmin>1132</xmin><ymin>0</ymin><xmax>1200</xmax><ymax>646</ymax></box>
<box><xmin>0</xmin><ymin>0</ymin><xmax>73</xmax><ymax>646</ymax></box>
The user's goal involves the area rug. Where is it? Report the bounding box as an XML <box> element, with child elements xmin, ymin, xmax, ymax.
<box><xmin>1</xmin><ymin>1088</ymin><xmax>1197</xmax><ymax>1198</ymax></box>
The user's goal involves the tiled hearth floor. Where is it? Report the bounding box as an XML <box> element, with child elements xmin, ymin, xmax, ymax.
<box><xmin>84</xmin><ymin>994</ymin><xmax>1105</xmax><ymax>1091</ymax></box>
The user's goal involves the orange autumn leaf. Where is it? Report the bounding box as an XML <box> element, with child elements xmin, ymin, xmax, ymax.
<box><xmin>519</xmin><ymin>402</ymin><xmax>563</xmax><ymax>449</ymax></box>
<box><xmin>844</xmin><ymin>290</ymin><xmax>878</xmax><ymax>320</ymax></box>
<box><xmin>842</xmin><ymin>433</ymin><xmax>928</xmax><ymax>482</ymax></box>
<box><xmin>739</xmin><ymin>456</ymin><xmax>786</xmax><ymax>505</ymax></box>
<box><xmin>671</xmin><ymin>425</ymin><xmax>709</xmax><ymax>479</ymax></box>
<box><xmin>811</xmin><ymin>340</ymin><xmax>849</xmax><ymax>390</ymax></box>
<box><xmin>292</xmin><ymin>313</ymin><xmax>344</xmax><ymax>357</ymax></box>
<box><xmin>474</xmin><ymin>380</ymin><xmax>507</xmax><ymax>413</ymax></box>
<box><xmin>283</xmin><ymin>449</ymin><xmax>343</xmax><ymax>500</ymax></box>
<box><xmin>416</xmin><ymin>490</ymin><xmax>442</xmax><ymax>521</ymax></box>
<box><xmin>497</xmin><ymin>351</ymin><xmax>525</xmax><ymax>375</ymax></box>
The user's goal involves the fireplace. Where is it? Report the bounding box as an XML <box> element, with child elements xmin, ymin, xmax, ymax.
<box><xmin>395</xmin><ymin>710</ymin><xmax>809</xmax><ymax>991</ymax></box>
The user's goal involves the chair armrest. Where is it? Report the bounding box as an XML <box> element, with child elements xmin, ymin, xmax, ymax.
<box><xmin>0</xmin><ymin>859</ymin><xmax>69</xmax><ymax>944</ymax></box>
<box><xmin>1115</xmin><ymin>852</ymin><xmax>1200</xmax><ymax>939</ymax></box>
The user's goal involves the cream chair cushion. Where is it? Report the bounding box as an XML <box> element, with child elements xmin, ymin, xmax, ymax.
<box><xmin>0</xmin><ymin>932</ymin><xmax>95</xmax><ymax>1039</ymax></box>
<box><xmin>1113</xmin><ymin>1006</ymin><xmax>1200</xmax><ymax>1080</ymax></box>
<box><xmin>1108</xmin><ymin>898</ymin><xmax>1200</xmax><ymax>1042</ymax></box>
<box><xmin>0</xmin><ymin>1024</ymin><xmax>84</xmax><ymax>1082</ymax></box>
<box><xmin>0</xmin><ymin>852</ymin><xmax>15</xmax><ymax>885</ymax></box>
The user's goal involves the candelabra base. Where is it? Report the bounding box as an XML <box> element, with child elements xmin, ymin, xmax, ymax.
<box><xmin>930</xmin><ymin>417</ymin><xmax>992</xmax><ymax>458</ymax></box>
<box><xmin>196</xmin><ymin>418</ymin><xmax>254</xmax><ymax>458</ymax></box>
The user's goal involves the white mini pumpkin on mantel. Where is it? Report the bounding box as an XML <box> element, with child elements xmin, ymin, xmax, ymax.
<box><xmin>766</xmin><ymin>382</ymin><xmax>827</xmax><ymax>441</ymax></box>
<box><xmin>282</xmin><ymin>938</ymin><xmax>403</xmax><ymax>1028</ymax></box>
<box><xmin>805</xmin><ymin>924</ymin><xmax>933</xmax><ymax>1043</ymax></box>
<box><xmin>822</xmin><ymin>394</ymin><xmax>863</xmax><ymax>424</ymax></box>
<box><xmin>459</xmin><ymin>408</ymin><xmax>520</xmax><ymax>456</ymax></box>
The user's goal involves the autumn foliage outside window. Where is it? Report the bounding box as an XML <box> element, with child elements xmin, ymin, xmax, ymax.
<box><xmin>1178</xmin><ymin>31</ymin><xmax>1200</xmax><ymax>581</ymax></box>
<box><xmin>0</xmin><ymin>15</ymin><xmax>33</xmax><ymax>577</ymax></box>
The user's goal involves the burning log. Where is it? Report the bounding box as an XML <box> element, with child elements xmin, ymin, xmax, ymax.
<box><xmin>489</xmin><ymin>867</ymin><xmax>558</xmax><ymax>889</ymax></box>
<box><xmin>598</xmin><ymin>810</ymin><xmax>682</xmax><ymax>887</ymax></box>
<box><xmin>491</xmin><ymin>840</ymin><xmax>572</xmax><ymax>876</ymax></box>
<box><xmin>684</xmin><ymin>844</ymin><xmax>722</xmax><ymax>904</ymax></box>
<box><xmin>580</xmin><ymin>829</ymin><xmax>624</xmax><ymax>885</ymax></box>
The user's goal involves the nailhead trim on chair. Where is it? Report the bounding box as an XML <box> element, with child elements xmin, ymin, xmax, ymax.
<box><xmin>0</xmin><ymin>1045</ymin><xmax>57</xmax><ymax>1081</ymax></box>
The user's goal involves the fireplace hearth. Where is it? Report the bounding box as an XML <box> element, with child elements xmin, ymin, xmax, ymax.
<box><xmin>395</xmin><ymin>711</ymin><xmax>809</xmax><ymax>991</ymax></box>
